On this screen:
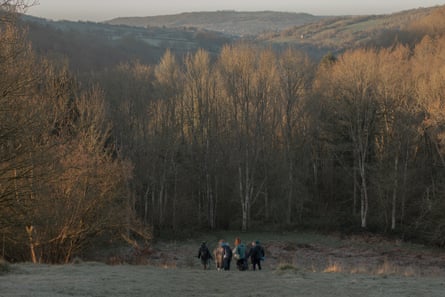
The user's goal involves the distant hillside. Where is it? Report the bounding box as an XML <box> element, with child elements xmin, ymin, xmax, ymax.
<box><xmin>259</xmin><ymin>6</ymin><xmax>444</xmax><ymax>54</ymax></box>
<box><xmin>21</xmin><ymin>5</ymin><xmax>445</xmax><ymax>74</ymax></box>
<box><xmin>106</xmin><ymin>11</ymin><xmax>325</xmax><ymax>36</ymax></box>
<box><xmin>21</xmin><ymin>15</ymin><xmax>233</xmax><ymax>73</ymax></box>
<box><xmin>104</xmin><ymin>6</ymin><xmax>445</xmax><ymax>60</ymax></box>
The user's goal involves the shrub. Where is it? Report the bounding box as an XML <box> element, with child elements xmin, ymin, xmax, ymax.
<box><xmin>276</xmin><ymin>263</ymin><xmax>298</xmax><ymax>272</ymax></box>
<box><xmin>0</xmin><ymin>257</ymin><xmax>10</xmax><ymax>275</ymax></box>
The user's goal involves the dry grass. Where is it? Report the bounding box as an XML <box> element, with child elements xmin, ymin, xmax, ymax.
<box><xmin>276</xmin><ymin>263</ymin><xmax>298</xmax><ymax>272</ymax></box>
<box><xmin>375</xmin><ymin>258</ymin><xmax>400</xmax><ymax>275</ymax></box>
<box><xmin>317</xmin><ymin>258</ymin><xmax>420</xmax><ymax>277</ymax></box>
<box><xmin>277</xmin><ymin>256</ymin><xmax>410</xmax><ymax>276</ymax></box>
<box><xmin>374</xmin><ymin>258</ymin><xmax>419</xmax><ymax>277</ymax></box>
<box><xmin>323</xmin><ymin>261</ymin><xmax>343</xmax><ymax>273</ymax></box>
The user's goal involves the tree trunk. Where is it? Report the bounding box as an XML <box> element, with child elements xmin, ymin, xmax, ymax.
<box><xmin>353</xmin><ymin>164</ymin><xmax>358</xmax><ymax>216</ymax></box>
<box><xmin>25</xmin><ymin>226</ymin><xmax>37</xmax><ymax>264</ymax></box>
<box><xmin>286</xmin><ymin>161</ymin><xmax>293</xmax><ymax>225</ymax></box>
<box><xmin>391</xmin><ymin>153</ymin><xmax>399</xmax><ymax>230</ymax></box>
<box><xmin>401</xmin><ymin>144</ymin><xmax>409</xmax><ymax>226</ymax></box>
<box><xmin>239</xmin><ymin>165</ymin><xmax>252</xmax><ymax>232</ymax></box>
<box><xmin>360</xmin><ymin>186</ymin><xmax>368</xmax><ymax>228</ymax></box>
<box><xmin>359</xmin><ymin>158</ymin><xmax>368</xmax><ymax>229</ymax></box>
<box><xmin>144</xmin><ymin>186</ymin><xmax>150</xmax><ymax>226</ymax></box>
<box><xmin>172</xmin><ymin>164</ymin><xmax>177</xmax><ymax>230</ymax></box>
<box><xmin>264</xmin><ymin>186</ymin><xmax>269</xmax><ymax>221</ymax></box>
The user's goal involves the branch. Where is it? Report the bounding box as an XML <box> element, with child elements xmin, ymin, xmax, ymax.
<box><xmin>0</xmin><ymin>1</ymin><xmax>37</xmax><ymax>13</ymax></box>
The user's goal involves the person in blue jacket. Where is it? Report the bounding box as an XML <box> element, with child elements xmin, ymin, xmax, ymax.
<box><xmin>233</xmin><ymin>237</ymin><xmax>248</xmax><ymax>271</ymax></box>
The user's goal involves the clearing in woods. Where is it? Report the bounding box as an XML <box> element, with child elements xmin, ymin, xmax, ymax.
<box><xmin>1</xmin><ymin>231</ymin><xmax>445</xmax><ymax>297</ymax></box>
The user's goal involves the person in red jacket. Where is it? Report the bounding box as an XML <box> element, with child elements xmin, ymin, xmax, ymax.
<box><xmin>233</xmin><ymin>237</ymin><xmax>248</xmax><ymax>271</ymax></box>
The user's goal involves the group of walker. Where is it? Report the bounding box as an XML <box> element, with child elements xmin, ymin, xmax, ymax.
<box><xmin>197</xmin><ymin>237</ymin><xmax>265</xmax><ymax>271</ymax></box>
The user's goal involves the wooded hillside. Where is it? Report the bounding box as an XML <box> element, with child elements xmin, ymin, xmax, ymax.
<box><xmin>106</xmin><ymin>11</ymin><xmax>323</xmax><ymax>36</ymax></box>
<box><xmin>2</xmin><ymin>2</ymin><xmax>445</xmax><ymax>263</ymax></box>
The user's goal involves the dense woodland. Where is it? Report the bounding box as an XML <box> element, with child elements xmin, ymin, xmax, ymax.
<box><xmin>2</xmin><ymin>1</ymin><xmax>445</xmax><ymax>263</ymax></box>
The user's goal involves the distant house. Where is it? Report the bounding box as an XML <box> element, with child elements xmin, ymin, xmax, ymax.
<box><xmin>300</xmin><ymin>32</ymin><xmax>313</xmax><ymax>39</ymax></box>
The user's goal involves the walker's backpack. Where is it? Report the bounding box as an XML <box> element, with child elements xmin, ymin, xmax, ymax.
<box><xmin>259</xmin><ymin>246</ymin><xmax>265</xmax><ymax>260</ymax></box>
<box><xmin>223</xmin><ymin>245</ymin><xmax>232</xmax><ymax>259</ymax></box>
<box><xmin>253</xmin><ymin>245</ymin><xmax>264</xmax><ymax>261</ymax></box>
<box><xmin>237</xmin><ymin>244</ymin><xmax>246</xmax><ymax>259</ymax></box>
<box><xmin>200</xmin><ymin>246</ymin><xmax>210</xmax><ymax>260</ymax></box>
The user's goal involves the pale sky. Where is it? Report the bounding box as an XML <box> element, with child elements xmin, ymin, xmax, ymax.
<box><xmin>26</xmin><ymin>0</ymin><xmax>445</xmax><ymax>22</ymax></box>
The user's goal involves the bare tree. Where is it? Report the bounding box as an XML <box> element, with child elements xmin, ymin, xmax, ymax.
<box><xmin>277</xmin><ymin>48</ymin><xmax>313</xmax><ymax>224</ymax></box>
<box><xmin>0</xmin><ymin>15</ymin><xmax>138</xmax><ymax>262</ymax></box>
<box><xmin>374</xmin><ymin>45</ymin><xmax>415</xmax><ymax>231</ymax></box>
<box><xmin>410</xmin><ymin>35</ymin><xmax>445</xmax><ymax>243</ymax></box>
<box><xmin>0</xmin><ymin>12</ymin><xmax>45</xmax><ymax>259</ymax></box>
<box><xmin>320</xmin><ymin>49</ymin><xmax>380</xmax><ymax>228</ymax></box>
<box><xmin>183</xmin><ymin>49</ymin><xmax>220</xmax><ymax>229</ymax></box>
<box><xmin>149</xmin><ymin>50</ymin><xmax>183</xmax><ymax>231</ymax></box>
<box><xmin>217</xmin><ymin>44</ymin><xmax>279</xmax><ymax>230</ymax></box>
<box><xmin>0</xmin><ymin>0</ymin><xmax>35</xmax><ymax>13</ymax></box>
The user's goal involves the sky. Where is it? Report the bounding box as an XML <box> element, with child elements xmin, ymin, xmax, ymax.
<box><xmin>26</xmin><ymin>0</ymin><xmax>445</xmax><ymax>22</ymax></box>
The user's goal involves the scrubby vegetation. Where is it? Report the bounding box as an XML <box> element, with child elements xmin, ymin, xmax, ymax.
<box><xmin>0</xmin><ymin>257</ymin><xmax>10</xmax><ymax>275</ymax></box>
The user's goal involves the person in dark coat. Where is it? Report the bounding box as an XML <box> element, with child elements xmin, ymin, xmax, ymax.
<box><xmin>197</xmin><ymin>241</ymin><xmax>212</xmax><ymax>270</ymax></box>
<box><xmin>221</xmin><ymin>241</ymin><xmax>232</xmax><ymax>270</ymax></box>
<box><xmin>247</xmin><ymin>240</ymin><xmax>265</xmax><ymax>271</ymax></box>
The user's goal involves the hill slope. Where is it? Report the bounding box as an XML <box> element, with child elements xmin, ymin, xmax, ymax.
<box><xmin>22</xmin><ymin>5</ymin><xmax>445</xmax><ymax>73</ymax></box>
<box><xmin>22</xmin><ymin>15</ymin><xmax>233</xmax><ymax>73</ymax></box>
<box><xmin>105</xmin><ymin>6</ymin><xmax>445</xmax><ymax>60</ymax></box>
<box><xmin>259</xmin><ymin>6</ymin><xmax>442</xmax><ymax>53</ymax></box>
<box><xmin>106</xmin><ymin>11</ymin><xmax>325</xmax><ymax>36</ymax></box>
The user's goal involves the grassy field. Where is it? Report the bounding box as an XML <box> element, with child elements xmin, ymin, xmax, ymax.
<box><xmin>1</xmin><ymin>231</ymin><xmax>445</xmax><ymax>297</ymax></box>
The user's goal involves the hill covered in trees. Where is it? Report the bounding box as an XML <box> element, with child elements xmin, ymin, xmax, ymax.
<box><xmin>22</xmin><ymin>5</ymin><xmax>445</xmax><ymax>72</ymax></box>
<box><xmin>2</xmin><ymin>2</ymin><xmax>445</xmax><ymax>264</ymax></box>
<box><xmin>21</xmin><ymin>15</ymin><xmax>232</xmax><ymax>74</ymax></box>
<box><xmin>258</xmin><ymin>6</ymin><xmax>445</xmax><ymax>53</ymax></box>
<box><xmin>106</xmin><ymin>11</ymin><xmax>325</xmax><ymax>36</ymax></box>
